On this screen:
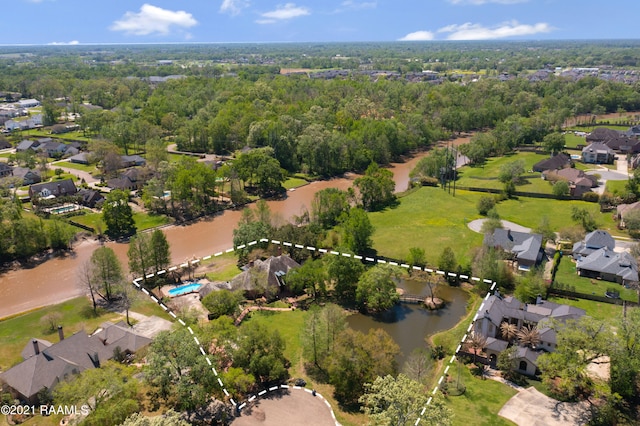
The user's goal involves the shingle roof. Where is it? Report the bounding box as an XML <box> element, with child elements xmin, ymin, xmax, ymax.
<box><xmin>484</xmin><ymin>229</ymin><xmax>543</xmax><ymax>263</ymax></box>
<box><xmin>587</xmin><ymin>127</ymin><xmax>622</xmax><ymax>142</ymax></box>
<box><xmin>532</xmin><ymin>153</ymin><xmax>570</xmax><ymax>172</ymax></box>
<box><xmin>231</xmin><ymin>255</ymin><xmax>300</xmax><ymax>293</ymax></box>
<box><xmin>577</xmin><ymin>248</ymin><xmax>639</xmax><ymax>283</ymax></box>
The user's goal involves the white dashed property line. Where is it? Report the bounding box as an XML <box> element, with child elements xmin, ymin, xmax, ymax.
<box><xmin>130</xmin><ymin>236</ymin><xmax>495</xmax><ymax>425</ymax></box>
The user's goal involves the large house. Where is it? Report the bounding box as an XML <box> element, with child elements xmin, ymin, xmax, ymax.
<box><xmin>12</xmin><ymin>167</ymin><xmax>41</xmax><ymax>185</ymax></box>
<box><xmin>573</xmin><ymin>230</ymin><xmax>615</xmax><ymax>260</ymax></box>
<box><xmin>28</xmin><ymin>179</ymin><xmax>77</xmax><ymax>200</ymax></box>
<box><xmin>0</xmin><ymin>162</ymin><xmax>12</xmax><ymax>178</ymax></box>
<box><xmin>475</xmin><ymin>294</ymin><xmax>585</xmax><ymax>376</ymax></box>
<box><xmin>0</xmin><ymin>323</ymin><xmax>151</xmax><ymax>404</ymax></box>
<box><xmin>230</xmin><ymin>255</ymin><xmax>300</xmax><ymax>300</ymax></box>
<box><xmin>582</xmin><ymin>143</ymin><xmax>615</xmax><ymax>164</ymax></box>
<box><xmin>616</xmin><ymin>201</ymin><xmax>640</xmax><ymax>228</ymax></box>
<box><xmin>532</xmin><ymin>153</ymin><xmax>571</xmax><ymax>173</ymax></box>
<box><xmin>483</xmin><ymin>229</ymin><xmax>544</xmax><ymax>270</ymax></box>
<box><xmin>542</xmin><ymin>167</ymin><xmax>597</xmax><ymax>197</ymax></box>
<box><xmin>576</xmin><ymin>248</ymin><xmax>638</xmax><ymax>286</ymax></box>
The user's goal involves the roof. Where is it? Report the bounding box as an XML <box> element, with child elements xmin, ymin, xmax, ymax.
<box><xmin>576</xmin><ymin>248</ymin><xmax>639</xmax><ymax>282</ymax></box>
<box><xmin>68</xmin><ymin>152</ymin><xmax>89</xmax><ymax>163</ymax></box>
<box><xmin>532</xmin><ymin>153</ymin><xmax>570</xmax><ymax>172</ymax></box>
<box><xmin>0</xmin><ymin>162</ymin><xmax>12</xmax><ymax>172</ymax></box>
<box><xmin>480</xmin><ymin>295</ymin><xmax>585</xmax><ymax>330</ymax></box>
<box><xmin>586</xmin><ymin>127</ymin><xmax>621</xmax><ymax>142</ymax></box>
<box><xmin>617</xmin><ymin>201</ymin><xmax>640</xmax><ymax>219</ymax></box>
<box><xmin>573</xmin><ymin>230</ymin><xmax>615</xmax><ymax>257</ymax></box>
<box><xmin>0</xmin><ymin>323</ymin><xmax>151</xmax><ymax>400</ymax></box>
<box><xmin>484</xmin><ymin>229</ymin><xmax>543</xmax><ymax>263</ymax></box>
<box><xmin>582</xmin><ymin>142</ymin><xmax>615</xmax><ymax>155</ymax></box>
<box><xmin>604</xmin><ymin>135</ymin><xmax>640</xmax><ymax>151</ymax></box>
<box><xmin>16</xmin><ymin>139</ymin><xmax>38</xmax><ymax>151</ymax></box>
<box><xmin>231</xmin><ymin>255</ymin><xmax>300</xmax><ymax>293</ymax></box>
<box><xmin>11</xmin><ymin>167</ymin><xmax>39</xmax><ymax>179</ymax></box>
<box><xmin>29</xmin><ymin>179</ymin><xmax>77</xmax><ymax>198</ymax></box>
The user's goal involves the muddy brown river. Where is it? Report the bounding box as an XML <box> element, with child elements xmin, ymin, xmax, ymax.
<box><xmin>0</xmin><ymin>147</ymin><xmax>451</xmax><ymax>319</ymax></box>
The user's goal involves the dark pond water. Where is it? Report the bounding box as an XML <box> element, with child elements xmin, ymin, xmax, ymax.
<box><xmin>346</xmin><ymin>279</ymin><xmax>470</xmax><ymax>366</ymax></box>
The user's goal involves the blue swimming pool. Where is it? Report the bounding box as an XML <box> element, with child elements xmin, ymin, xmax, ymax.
<box><xmin>168</xmin><ymin>282</ymin><xmax>202</xmax><ymax>297</ymax></box>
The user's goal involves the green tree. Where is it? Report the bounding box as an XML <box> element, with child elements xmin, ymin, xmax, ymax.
<box><xmin>121</xmin><ymin>410</ymin><xmax>189</xmax><ymax>426</ymax></box>
<box><xmin>326</xmin><ymin>251</ymin><xmax>364</xmax><ymax>304</ymax></box>
<box><xmin>542</xmin><ymin>133</ymin><xmax>566</xmax><ymax>154</ymax></box>
<box><xmin>623</xmin><ymin>209</ymin><xmax>640</xmax><ymax>238</ymax></box>
<box><xmin>354</xmin><ymin>163</ymin><xmax>396</xmax><ymax>211</ymax></box>
<box><xmin>286</xmin><ymin>258</ymin><xmax>326</xmax><ymax>300</ymax></box>
<box><xmin>407</xmin><ymin>247</ymin><xmax>426</xmax><ymax>273</ymax></box>
<box><xmin>360</xmin><ymin>374</ymin><xmax>451</xmax><ymax>426</ymax></box>
<box><xmin>89</xmin><ymin>246</ymin><xmax>124</xmax><ymax>302</ymax></box>
<box><xmin>538</xmin><ymin>316</ymin><xmax>614</xmax><ymax>400</ymax></box>
<box><xmin>498</xmin><ymin>160</ymin><xmax>525</xmax><ymax>196</ymax></box>
<box><xmin>356</xmin><ymin>264</ymin><xmax>400</xmax><ymax>312</ymax></box>
<box><xmin>571</xmin><ymin>206</ymin><xmax>598</xmax><ymax>232</ymax></box>
<box><xmin>302</xmin><ymin>304</ymin><xmax>347</xmax><ymax>371</ymax></box>
<box><xmin>47</xmin><ymin>217</ymin><xmax>74</xmax><ymax>250</ymax></box>
<box><xmin>54</xmin><ymin>362</ymin><xmax>139</xmax><ymax>424</ymax></box>
<box><xmin>552</xmin><ymin>180</ymin><xmax>570</xmax><ymax>198</ymax></box>
<box><xmin>328</xmin><ymin>328</ymin><xmax>399</xmax><ymax>406</ymax></box>
<box><xmin>438</xmin><ymin>247</ymin><xmax>457</xmax><ymax>273</ymax></box>
<box><xmin>514</xmin><ymin>270</ymin><xmax>547</xmax><ymax>303</ymax></box>
<box><xmin>146</xmin><ymin>328</ymin><xmax>218</xmax><ymax>410</ymax></box>
<box><xmin>476</xmin><ymin>196</ymin><xmax>496</xmax><ymax>216</ymax></box>
<box><xmin>150</xmin><ymin>229</ymin><xmax>171</xmax><ymax>274</ymax></box>
<box><xmin>342</xmin><ymin>207</ymin><xmax>374</xmax><ymax>254</ymax></box>
<box><xmin>234</xmin><ymin>321</ymin><xmax>288</xmax><ymax>384</ymax></box>
<box><xmin>311</xmin><ymin>188</ymin><xmax>350</xmax><ymax>229</ymax></box>
<box><xmin>201</xmin><ymin>290</ymin><xmax>244</xmax><ymax>319</ymax></box>
<box><xmin>534</xmin><ymin>216</ymin><xmax>556</xmax><ymax>244</ymax></box>
<box><xmin>103</xmin><ymin>189</ymin><xmax>136</xmax><ymax>239</ymax></box>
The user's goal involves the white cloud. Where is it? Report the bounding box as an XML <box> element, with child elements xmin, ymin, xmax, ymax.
<box><xmin>449</xmin><ymin>0</ymin><xmax>528</xmax><ymax>4</ymax></box>
<box><xmin>48</xmin><ymin>40</ymin><xmax>80</xmax><ymax>45</ymax></box>
<box><xmin>220</xmin><ymin>0</ymin><xmax>250</xmax><ymax>16</ymax></box>
<box><xmin>438</xmin><ymin>21</ymin><xmax>553</xmax><ymax>40</ymax></box>
<box><xmin>256</xmin><ymin>3</ymin><xmax>310</xmax><ymax>24</ymax></box>
<box><xmin>399</xmin><ymin>31</ymin><xmax>435</xmax><ymax>41</ymax></box>
<box><xmin>110</xmin><ymin>4</ymin><xmax>197</xmax><ymax>36</ymax></box>
<box><xmin>340</xmin><ymin>1</ymin><xmax>377</xmax><ymax>9</ymax></box>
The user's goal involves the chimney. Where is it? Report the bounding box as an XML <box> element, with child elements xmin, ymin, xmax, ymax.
<box><xmin>58</xmin><ymin>325</ymin><xmax>64</xmax><ymax>341</ymax></box>
<box><xmin>90</xmin><ymin>352</ymin><xmax>100</xmax><ymax>367</ymax></box>
<box><xmin>536</xmin><ymin>294</ymin><xmax>543</xmax><ymax>305</ymax></box>
<box><xmin>507</xmin><ymin>229</ymin><xmax>512</xmax><ymax>240</ymax></box>
<box><xmin>32</xmin><ymin>339</ymin><xmax>40</xmax><ymax>355</ymax></box>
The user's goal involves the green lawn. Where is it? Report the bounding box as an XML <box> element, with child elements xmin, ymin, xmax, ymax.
<box><xmin>0</xmin><ymin>297</ymin><xmax>122</xmax><ymax>371</ymax></box>
<box><xmin>431</xmin><ymin>292</ymin><xmax>482</xmax><ymax>354</ymax></box>
<box><xmin>547</xmin><ymin>296</ymin><xmax>624</xmax><ymax>322</ymax></box>
<box><xmin>369</xmin><ymin>187</ymin><xmax>485</xmax><ymax>266</ymax></box>
<box><xmin>445</xmin><ymin>365</ymin><xmax>517</xmax><ymax>426</ymax></box>
<box><xmin>71</xmin><ymin>211</ymin><xmax>171</xmax><ymax>233</ymax></box>
<box><xmin>56</xmin><ymin>160</ymin><xmax>97</xmax><ymax>173</ymax></box>
<box><xmin>456</xmin><ymin>152</ymin><xmax>553</xmax><ymax>194</ymax></box>
<box><xmin>283</xmin><ymin>177</ymin><xmax>308</xmax><ymax>190</ymax></box>
<box><xmin>605</xmin><ymin>179</ymin><xmax>628</xmax><ymax>195</ymax></box>
<box><xmin>497</xmin><ymin>196</ymin><xmax>623</xmax><ymax>237</ymax></box>
<box><xmin>564</xmin><ymin>133</ymin><xmax>585</xmax><ymax>149</ymax></box>
<box><xmin>201</xmin><ymin>252</ymin><xmax>243</xmax><ymax>282</ymax></box>
<box><xmin>553</xmin><ymin>256</ymin><xmax>639</xmax><ymax>303</ymax></box>
<box><xmin>21</xmin><ymin>128</ymin><xmax>91</xmax><ymax>142</ymax></box>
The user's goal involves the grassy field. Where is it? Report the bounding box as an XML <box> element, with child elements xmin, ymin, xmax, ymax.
<box><xmin>200</xmin><ymin>252</ymin><xmax>243</xmax><ymax>282</ymax></box>
<box><xmin>456</xmin><ymin>152</ymin><xmax>553</xmax><ymax>194</ymax></box>
<box><xmin>547</xmin><ymin>296</ymin><xmax>624</xmax><ymax>322</ymax></box>
<box><xmin>283</xmin><ymin>177</ymin><xmax>309</xmax><ymax>190</ymax></box>
<box><xmin>21</xmin><ymin>128</ymin><xmax>91</xmax><ymax>142</ymax></box>
<box><xmin>71</xmin><ymin>211</ymin><xmax>171</xmax><ymax>233</ymax></box>
<box><xmin>553</xmin><ymin>256</ymin><xmax>639</xmax><ymax>303</ymax></box>
<box><xmin>56</xmin><ymin>160</ymin><xmax>97</xmax><ymax>173</ymax></box>
<box><xmin>0</xmin><ymin>297</ymin><xmax>122</xmax><ymax>371</ymax></box>
<box><xmin>605</xmin><ymin>179</ymin><xmax>628</xmax><ymax>195</ymax></box>
<box><xmin>369</xmin><ymin>187</ymin><xmax>485</xmax><ymax>266</ymax></box>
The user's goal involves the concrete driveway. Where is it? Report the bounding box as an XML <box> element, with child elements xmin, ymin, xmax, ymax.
<box><xmin>467</xmin><ymin>219</ymin><xmax>531</xmax><ymax>234</ymax></box>
<box><xmin>499</xmin><ymin>387</ymin><xmax>590</xmax><ymax>426</ymax></box>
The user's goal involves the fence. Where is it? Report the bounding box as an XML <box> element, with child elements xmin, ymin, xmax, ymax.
<box><xmin>67</xmin><ymin>220</ymin><xmax>95</xmax><ymax>233</ymax></box>
<box><xmin>454</xmin><ymin>186</ymin><xmax>582</xmax><ymax>200</ymax></box>
<box><xmin>547</xmin><ymin>287</ymin><xmax>639</xmax><ymax>306</ymax></box>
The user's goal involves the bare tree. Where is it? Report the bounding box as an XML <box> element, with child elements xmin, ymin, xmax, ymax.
<box><xmin>40</xmin><ymin>312</ymin><xmax>63</xmax><ymax>332</ymax></box>
<box><xmin>78</xmin><ymin>260</ymin><xmax>99</xmax><ymax>314</ymax></box>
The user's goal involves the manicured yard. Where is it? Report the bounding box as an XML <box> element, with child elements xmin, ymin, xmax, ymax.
<box><xmin>605</xmin><ymin>179</ymin><xmax>628</xmax><ymax>195</ymax></box>
<box><xmin>553</xmin><ymin>256</ymin><xmax>639</xmax><ymax>303</ymax></box>
<box><xmin>56</xmin><ymin>160</ymin><xmax>97</xmax><ymax>173</ymax></box>
<box><xmin>456</xmin><ymin>152</ymin><xmax>553</xmax><ymax>194</ymax></box>
<box><xmin>369</xmin><ymin>187</ymin><xmax>485</xmax><ymax>266</ymax></box>
<box><xmin>283</xmin><ymin>177</ymin><xmax>309</xmax><ymax>190</ymax></box>
<box><xmin>71</xmin><ymin>211</ymin><xmax>171</xmax><ymax>233</ymax></box>
<box><xmin>201</xmin><ymin>252</ymin><xmax>243</xmax><ymax>282</ymax></box>
<box><xmin>0</xmin><ymin>297</ymin><xmax>122</xmax><ymax>371</ymax></box>
<box><xmin>546</xmin><ymin>296</ymin><xmax>624</xmax><ymax>322</ymax></box>
<box><xmin>445</xmin><ymin>365</ymin><xmax>517</xmax><ymax>426</ymax></box>
<box><xmin>21</xmin><ymin>128</ymin><xmax>91</xmax><ymax>142</ymax></box>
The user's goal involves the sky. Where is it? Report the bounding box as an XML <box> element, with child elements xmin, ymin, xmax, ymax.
<box><xmin>3</xmin><ymin>0</ymin><xmax>639</xmax><ymax>45</ymax></box>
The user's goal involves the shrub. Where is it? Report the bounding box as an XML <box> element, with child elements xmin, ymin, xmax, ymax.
<box><xmin>477</xmin><ymin>196</ymin><xmax>496</xmax><ymax>216</ymax></box>
<box><xmin>582</xmin><ymin>192</ymin><xmax>600</xmax><ymax>203</ymax></box>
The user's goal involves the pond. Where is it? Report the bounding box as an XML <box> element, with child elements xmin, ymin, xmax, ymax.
<box><xmin>346</xmin><ymin>279</ymin><xmax>470</xmax><ymax>366</ymax></box>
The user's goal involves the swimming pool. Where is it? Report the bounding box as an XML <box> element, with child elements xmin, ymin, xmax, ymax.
<box><xmin>168</xmin><ymin>282</ymin><xmax>202</xmax><ymax>297</ymax></box>
<box><xmin>47</xmin><ymin>204</ymin><xmax>81</xmax><ymax>215</ymax></box>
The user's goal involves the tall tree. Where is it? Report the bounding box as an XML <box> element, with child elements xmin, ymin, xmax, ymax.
<box><xmin>128</xmin><ymin>232</ymin><xmax>152</xmax><ymax>283</ymax></box>
<box><xmin>234</xmin><ymin>321</ymin><xmax>288</xmax><ymax>384</ymax></box>
<box><xmin>326</xmin><ymin>251</ymin><xmax>365</xmax><ymax>304</ymax></box>
<box><xmin>341</xmin><ymin>207</ymin><xmax>374</xmax><ymax>254</ymax></box>
<box><xmin>356</xmin><ymin>264</ymin><xmax>400</xmax><ymax>312</ymax></box>
<box><xmin>150</xmin><ymin>229</ymin><xmax>171</xmax><ymax>274</ymax></box>
<box><xmin>311</xmin><ymin>188</ymin><xmax>350</xmax><ymax>229</ymax></box>
<box><xmin>360</xmin><ymin>374</ymin><xmax>452</xmax><ymax>426</ymax></box>
<box><xmin>302</xmin><ymin>304</ymin><xmax>347</xmax><ymax>371</ymax></box>
<box><xmin>89</xmin><ymin>246</ymin><xmax>124</xmax><ymax>302</ymax></box>
<box><xmin>103</xmin><ymin>189</ymin><xmax>136</xmax><ymax>239</ymax></box>
<box><xmin>354</xmin><ymin>162</ymin><xmax>396</xmax><ymax>211</ymax></box>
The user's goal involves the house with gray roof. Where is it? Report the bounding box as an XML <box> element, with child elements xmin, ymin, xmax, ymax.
<box><xmin>15</xmin><ymin>139</ymin><xmax>40</xmax><ymax>152</ymax></box>
<box><xmin>586</xmin><ymin>127</ymin><xmax>622</xmax><ymax>143</ymax></box>
<box><xmin>576</xmin><ymin>248</ymin><xmax>639</xmax><ymax>286</ymax></box>
<box><xmin>0</xmin><ymin>323</ymin><xmax>151</xmax><ymax>404</ymax></box>
<box><xmin>28</xmin><ymin>179</ymin><xmax>77</xmax><ymax>200</ymax></box>
<box><xmin>532</xmin><ymin>153</ymin><xmax>571</xmax><ymax>173</ymax></box>
<box><xmin>582</xmin><ymin>143</ymin><xmax>615</xmax><ymax>164</ymax></box>
<box><xmin>12</xmin><ymin>167</ymin><xmax>41</xmax><ymax>185</ymax></box>
<box><xmin>474</xmin><ymin>294</ymin><xmax>585</xmax><ymax>376</ymax></box>
<box><xmin>483</xmin><ymin>229</ymin><xmax>544</xmax><ymax>270</ymax></box>
<box><xmin>573</xmin><ymin>230</ymin><xmax>616</xmax><ymax>260</ymax></box>
<box><xmin>0</xmin><ymin>162</ymin><xmax>12</xmax><ymax>178</ymax></box>
<box><xmin>230</xmin><ymin>255</ymin><xmax>300</xmax><ymax>300</ymax></box>
<box><xmin>616</xmin><ymin>201</ymin><xmax>640</xmax><ymax>228</ymax></box>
